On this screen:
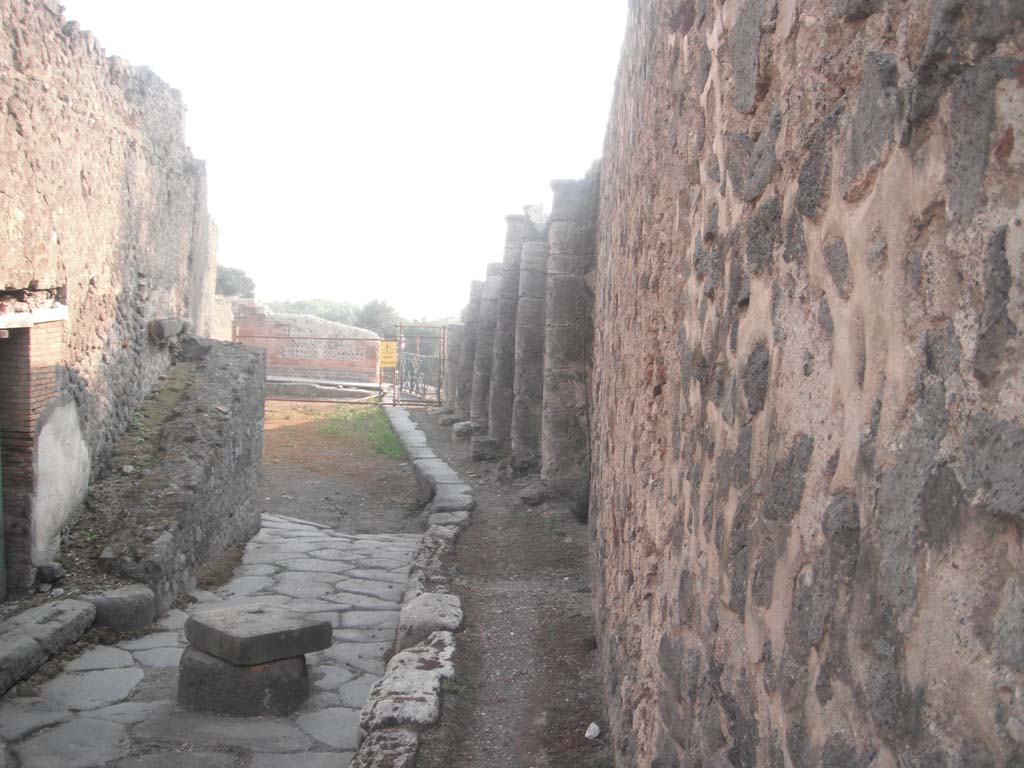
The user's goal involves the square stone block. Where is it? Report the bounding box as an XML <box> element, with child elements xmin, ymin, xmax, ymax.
<box><xmin>177</xmin><ymin>646</ymin><xmax>309</xmax><ymax>716</ymax></box>
<box><xmin>185</xmin><ymin>604</ymin><xmax>331</xmax><ymax>665</ymax></box>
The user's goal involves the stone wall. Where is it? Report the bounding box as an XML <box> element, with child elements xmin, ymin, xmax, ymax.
<box><xmin>590</xmin><ymin>1</ymin><xmax>1024</xmax><ymax>766</ymax></box>
<box><xmin>233</xmin><ymin>302</ymin><xmax>380</xmax><ymax>384</ymax></box>
<box><xmin>90</xmin><ymin>340</ymin><xmax>265</xmax><ymax>614</ymax></box>
<box><xmin>0</xmin><ymin>0</ymin><xmax>217</xmax><ymax>593</ymax></box>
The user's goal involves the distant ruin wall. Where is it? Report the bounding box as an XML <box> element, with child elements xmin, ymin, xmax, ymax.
<box><xmin>590</xmin><ymin>1</ymin><xmax>1024</xmax><ymax>766</ymax></box>
<box><xmin>233</xmin><ymin>302</ymin><xmax>380</xmax><ymax>384</ymax></box>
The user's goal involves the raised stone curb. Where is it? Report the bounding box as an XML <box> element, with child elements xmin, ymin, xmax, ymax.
<box><xmin>0</xmin><ymin>599</ymin><xmax>96</xmax><ymax>695</ymax></box>
<box><xmin>350</xmin><ymin>408</ymin><xmax>475</xmax><ymax>766</ymax></box>
<box><xmin>85</xmin><ymin>585</ymin><xmax>156</xmax><ymax>633</ymax></box>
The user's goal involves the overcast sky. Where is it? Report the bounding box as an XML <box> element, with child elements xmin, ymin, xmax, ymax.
<box><xmin>59</xmin><ymin>1</ymin><xmax>626</xmax><ymax>320</ymax></box>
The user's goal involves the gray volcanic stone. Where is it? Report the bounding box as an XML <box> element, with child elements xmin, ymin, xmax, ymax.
<box><xmin>8</xmin><ymin>599</ymin><xmax>96</xmax><ymax>654</ymax></box>
<box><xmin>427</xmin><ymin>511</ymin><xmax>470</xmax><ymax>530</ymax></box>
<box><xmin>41</xmin><ymin>667</ymin><xmax>144</xmax><ymax>710</ymax></box>
<box><xmin>296</xmin><ymin>707</ymin><xmax>361</xmax><ymax>750</ymax></box>
<box><xmin>86</xmin><ymin>585</ymin><xmax>156</xmax><ymax>633</ymax></box>
<box><xmin>66</xmin><ymin>646</ymin><xmax>135</xmax><ymax>672</ymax></box>
<box><xmin>351</xmin><ymin>728</ymin><xmax>418</xmax><ymax>768</ymax></box>
<box><xmin>397</xmin><ymin>593</ymin><xmax>464</xmax><ymax>651</ymax></box>
<box><xmin>0</xmin><ymin>632</ymin><xmax>47</xmax><ymax>695</ymax></box>
<box><xmin>470</xmin><ymin>436</ymin><xmax>498</xmax><ymax>461</ymax></box>
<box><xmin>14</xmin><ymin>717</ymin><xmax>130</xmax><ymax>768</ymax></box>
<box><xmin>251</xmin><ymin>755</ymin><xmax>352</xmax><ymax>768</ymax></box>
<box><xmin>185</xmin><ymin>603</ymin><xmax>332</xmax><ymax>665</ymax></box>
<box><xmin>132</xmin><ymin>711</ymin><xmax>313</xmax><ymax>752</ymax></box>
<box><xmin>428</xmin><ymin>483</ymin><xmax>475</xmax><ymax>513</ymax></box>
<box><xmin>176</xmin><ymin>646</ymin><xmax>309</xmax><ymax>716</ymax></box>
<box><xmin>0</xmin><ymin>697</ymin><xmax>72</xmax><ymax>740</ymax></box>
<box><xmin>452</xmin><ymin>420</ymin><xmax>473</xmax><ymax>437</ymax></box>
<box><xmin>115</xmin><ymin>754</ymin><xmax>237</xmax><ymax>768</ymax></box>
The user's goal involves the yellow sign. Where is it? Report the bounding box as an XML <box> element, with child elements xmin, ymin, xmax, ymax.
<box><xmin>379</xmin><ymin>341</ymin><xmax>397</xmax><ymax>368</ymax></box>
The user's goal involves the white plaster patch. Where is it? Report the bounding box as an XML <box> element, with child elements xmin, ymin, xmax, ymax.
<box><xmin>33</xmin><ymin>398</ymin><xmax>90</xmax><ymax>565</ymax></box>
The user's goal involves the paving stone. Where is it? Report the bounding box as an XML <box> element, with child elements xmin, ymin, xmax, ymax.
<box><xmin>285</xmin><ymin>599</ymin><xmax>353</xmax><ymax>613</ymax></box>
<box><xmin>350</xmin><ymin>728</ymin><xmax>417</xmax><ymax>768</ymax></box>
<box><xmin>313</xmin><ymin>664</ymin><xmax>358</xmax><ymax>690</ymax></box>
<box><xmin>114</xmin><ymin>753</ymin><xmax>237</xmax><ymax>768</ymax></box>
<box><xmin>66</xmin><ymin>646</ymin><xmax>135</xmax><ymax>672</ymax></box>
<box><xmin>0</xmin><ymin>632</ymin><xmax>48</xmax><ymax>694</ymax></box>
<box><xmin>286</xmin><ymin>559</ymin><xmax>356</xmax><ymax>574</ymax></box>
<box><xmin>338</xmin><ymin>672</ymin><xmax>379</xmax><ymax>708</ymax></box>
<box><xmin>13</xmin><ymin>717</ymin><xmax>129</xmax><ymax>768</ymax></box>
<box><xmin>305</xmin><ymin>690</ymin><xmax>342</xmax><ymax>709</ymax></box>
<box><xmin>309</xmin><ymin>611</ymin><xmax>342</xmax><ymax>628</ymax></box>
<box><xmin>220</xmin><ymin>575</ymin><xmax>276</xmax><ymax>597</ymax></box>
<box><xmin>177</xmin><ymin>646</ymin><xmax>310</xmax><ymax>716</ymax></box>
<box><xmin>397</xmin><ymin>592</ymin><xmax>463</xmax><ymax>651</ymax></box>
<box><xmin>156</xmin><ymin>609</ymin><xmax>188</xmax><ymax>631</ymax></box>
<box><xmin>119</xmin><ymin>632</ymin><xmax>180</xmax><ymax>651</ymax></box>
<box><xmin>85</xmin><ymin>586</ymin><xmax>156</xmax><ymax>633</ymax></box>
<box><xmin>0</xmin><ymin>697</ymin><xmax>72</xmax><ymax>740</ymax></box>
<box><xmin>332</xmin><ymin>578</ymin><xmax>403</xmax><ymax>601</ymax></box>
<box><xmin>331</xmin><ymin>593</ymin><xmax>400</xmax><ymax>611</ymax></box>
<box><xmin>185</xmin><ymin>604</ymin><xmax>332</xmax><ymax>665</ymax></box>
<box><xmin>237</xmin><ymin>564</ymin><xmax>278</xmax><ymax>576</ymax></box>
<box><xmin>320</xmin><ymin>642</ymin><xmax>392</xmax><ymax>675</ymax></box>
<box><xmin>41</xmin><ymin>667</ymin><xmax>144</xmax><ymax>710</ymax></box>
<box><xmin>333</xmin><ymin>628</ymin><xmax>394</xmax><ymax>644</ymax></box>
<box><xmin>132</xmin><ymin>711</ymin><xmax>313</xmax><ymax>752</ymax></box>
<box><xmin>133</xmin><ymin>646</ymin><xmax>183</xmax><ymax>667</ymax></box>
<box><xmin>88</xmin><ymin>699</ymin><xmax>175</xmax><ymax>725</ymax></box>
<box><xmin>296</xmin><ymin>707</ymin><xmax>361</xmax><ymax>750</ymax></box>
<box><xmin>273</xmin><ymin>580</ymin><xmax>336</xmax><ymax>600</ymax></box>
<box><xmin>346</xmin><ymin>569</ymin><xmax>407</xmax><ymax>584</ymax></box>
<box><xmin>339</xmin><ymin>611</ymin><xmax>401</xmax><ymax>630</ymax></box>
<box><xmin>309</xmin><ymin>548</ymin><xmax>364</xmax><ymax>562</ymax></box>
<box><xmin>251</xmin><ymin>753</ymin><xmax>353</xmax><ymax>768</ymax></box>
<box><xmin>188</xmin><ymin>589</ymin><xmax>223</xmax><ymax>603</ymax></box>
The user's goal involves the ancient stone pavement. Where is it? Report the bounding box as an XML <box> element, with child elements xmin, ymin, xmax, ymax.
<box><xmin>0</xmin><ymin>514</ymin><xmax>419</xmax><ymax>767</ymax></box>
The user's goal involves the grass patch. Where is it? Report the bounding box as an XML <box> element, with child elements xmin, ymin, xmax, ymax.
<box><xmin>316</xmin><ymin>405</ymin><xmax>406</xmax><ymax>459</ymax></box>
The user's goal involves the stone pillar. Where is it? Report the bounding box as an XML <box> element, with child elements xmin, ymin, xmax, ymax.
<box><xmin>487</xmin><ymin>215</ymin><xmax>540</xmax><ymax>451</ymax></box>
<box><xmin>541</xmin><ymin>177</ymin><xmax>598</xmax><ymax>515</ymax></box>
<box><xmin>469</xmin><ymin>263</ymin><xmax>502</xmax><ymax>437</ymax></box>
<box><xmin>456</xmin><ymin>281</ymin><xmax>483</xmax><ymax>418</ymax></box>
<box><xmin>442</xmin><ymin>324</ymin><xmax>462</xmax><ymax>413</ymax></box>
<box><xmin>511</xmin><ymin>241</ymin><xmax>549</xmax><ymax>474</ymax></box>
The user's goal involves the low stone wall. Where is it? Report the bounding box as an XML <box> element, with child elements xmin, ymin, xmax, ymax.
<box><xmin>91</xmin><ymin>340</ymin><xmax>266</xmax><ymax>613</ymax></box>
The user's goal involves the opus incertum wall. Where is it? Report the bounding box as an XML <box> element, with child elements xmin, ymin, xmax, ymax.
<box><xmin>590</xmin><ymin>1</ymin><xmax>1024</xmax><ymax>765</ymax></box>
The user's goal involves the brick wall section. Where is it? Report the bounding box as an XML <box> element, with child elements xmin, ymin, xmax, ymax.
<box><xmin>0</xmin><ymin>321</ymin><xmax>64</xmax><ymax>591</ymax></box>
<box><xmin>233</xmin><ymin>303</ymin><xmax>380</xmax><ymax>384</ymax></box>
<box><xmin>591</xmin><ymin>1</ymin><xmax>1024</xmax><ymax>766</ymax></box>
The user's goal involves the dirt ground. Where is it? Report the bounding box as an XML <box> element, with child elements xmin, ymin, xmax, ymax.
<box><xmin>259</xmin><ymin>401</ymin><xmax>421</xmax><ymax>533</ymax></box>
<box><xmin>409</xmin><ymin>409</ymin><xmax>613</xmax><ymax>768</ymax></box>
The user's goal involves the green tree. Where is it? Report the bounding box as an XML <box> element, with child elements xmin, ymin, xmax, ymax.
<box><xmin>265</xmin><ymin>299</ymin><xmax>358</xmax><ymax>325</ymax></box>
<box><xmin>355</xmin><ymin>300</ymin><xmax>402</xmax><ymax>338</ymax></box>
<box><xmin>215</xmin><ymin>266</ymin><xmax>255</xmax><ymax>298</ymax></box>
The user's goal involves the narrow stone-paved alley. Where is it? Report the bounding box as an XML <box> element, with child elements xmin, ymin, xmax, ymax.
<box><xmin>1</xmin><ymin>514</ymin><xmax>419</xmax><ymax>766</ymax></box>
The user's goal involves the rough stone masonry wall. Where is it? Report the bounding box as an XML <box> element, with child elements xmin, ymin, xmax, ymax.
<box><xmin>0</xmin><ymin>0</ymin><xmax>216</xmax><ymax>460</ymax></box>
<box><xmin>95</xmin><ymin>341</ymin><xmax>265</xmax><ymax>613</ymax></box>
<box><xmin>590</xmin><ymin>1</ymin><xmax>1024</xmax><ymax>766</ymax></box>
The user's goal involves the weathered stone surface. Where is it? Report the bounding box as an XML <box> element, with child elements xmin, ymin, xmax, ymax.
<box><xmin>470</xmin><ymin>436</ymin><xmax>498</xmax><ymax>461</ymax></box>
<box><xmin>176</xmin><ymin>646</ymin><xmax>310</xmax><ymax>716</ymax></box>
<box><xmin>0</xmin><ymin>631</ymin><xmax>47</xmax><ymax>696</ymax></box>
<box><xmin>115</xmin><ymin>754</ymin><xmax>237</xmax><ymax>768</ymax></box>
<box><xmin>185</xmin><ymin>603</ymin><xmax>332</xmax><ymax>665</ymax></box>
<box><xmin>251</xmin><ymin>754</ymin><xmax>352</xmax><ymax>768</ymax></box>
<box><xmin>452</xmin><ymin>420</ymin><xmax>474</xmax><ymax>438</ymax></box>
<box><xmin>428</xmin><ymin>483</ymin><xmax>475</xmax><ymax>513</ymax></box>
<box><xmin>456</xmin><ymin>282</ymin><xmax>484</xmax><ymax>418</ymax></box>
<box><xmin>396</xmin><ymin>593</ymin><xmax>463</xmax><ymax>650</ymax></box>
<box><xmin>132</xmin><ymin>711</ymin><xmax>313</xmax><ymax>752</ymax></box>
<box><xmin>89</xmin><ymin>700</ymin><xmax>175</xmax><ymax>725</ymax></box>
<box><xmin>351</xmin><ymin>728</ymin><xmax>418</xmax><ymax>768</ymax></box>
<box><xmin>426</xmin><ymin>511</ymin><xmax>470</xmax><ymax>530</ymax></box>
<box><xmin>470</xmin><ymin>263</ymin><xmax>503</xmax><ymax>435</ymax></box>
<box><xmin>296</xmin><ymin>707</ymin><xmax>361</xmax><ymax>750</ymax></box>
<box><xmin>841</xmin><ymin>52</ymin><xmax>901</xmax><ymax>201</ymax></box>
<box><xmin>66</xmin><ymin>646</ymin><xmax>135</xmax><ymax>672</ymax></box>
<box><xmin>511</xmin><ymin>241</ymin><xmax>550</xmax><ymax>473</ymax></box>
<box><xmin>40</xmin><ymin>667</ymin><xmax>144</xmax><ymax>711</ymax></box>
<box><xmin>360</xmin><ymin>632</ymin><xmax>455</xmax><ymax>733</ymax></box>
<box><xmin>0</xmin><ymin>697</ymin><xmax>72</xmax><ymax>741</ymax></box>
<box><xmin>13</xmin><ymin>718</ymin><xmax>130</xmax><ymax>768</ymax></box>
<box><xmin>7</xmin><ymin>599</ymin><xmax>96</xmax><ymax>655</ymax></box>
<box><xmin>86</xmin><ymin>585</ymin><xmax>156</xmax><ymax>633</ymax></box>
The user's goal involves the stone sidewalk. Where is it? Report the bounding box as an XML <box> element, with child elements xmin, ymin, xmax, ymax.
<box><xmin>0</xmin><ymin>514</ymin><xmax>420</xmax><ymax>768</ymax></box>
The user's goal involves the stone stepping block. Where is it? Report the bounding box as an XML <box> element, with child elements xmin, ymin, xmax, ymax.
<box><xmin>177</xmin><ymin>646</ymin><xmax>309</xmax><ymax>716</ymax></box>
<box><xmin>85</xmin><ymin>585</ymin><xmax>156</xmax><ymax>633</ymax></box>
<box><xmin>396</xmin><ymin>593</ymin><xmax>463</xmax><ymax>651</ymax></box>
<box><xmin>185</xmin><ymin>604</ymin><xmax>332</xmax><ymax>665</ymax></box>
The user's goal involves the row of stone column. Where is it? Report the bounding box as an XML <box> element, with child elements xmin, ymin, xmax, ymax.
<box><xmin>442</xmin><ymin>170</ymin><xmax>599</xmax><ymax>514</ymax></box>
